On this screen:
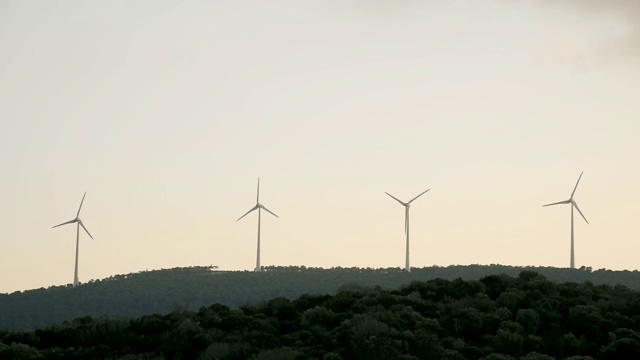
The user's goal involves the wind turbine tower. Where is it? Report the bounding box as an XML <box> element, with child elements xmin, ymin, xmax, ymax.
<box><xmin>543</xmin><ymin>172</ymin><xmax>589</xmax><ymax>269</ymax></box>
<box><xmin>385</xmin><ymin>188</ymin><xmax>430</xmax><ymax>272</ymax></box>
<box><xmin>237</xmin><ymin>178</ymin><xmax>279</xmax><ymax>272</ymax></box>
<box><xmin>52</xmin><ymin>192</ymin><xmax>94</xmax><ymax>287</ymax></box>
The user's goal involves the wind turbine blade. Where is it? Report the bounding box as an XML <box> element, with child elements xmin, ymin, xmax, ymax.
<box><xmin>237</xmin><ymin>205</ymin><xmax>259</xmax><ymax>221</ymax></box>
<box><xmin>256</xmin><ymin>177</ymin><xmax>260</xmax><ymax>203</ymax></box>
<box><xmin>573</xmin><ymin>201</ymin><xmax>589</xmax><ymax>224</ymax></box>
<box><xmin>52</xmin><ymin>219</ymin><xmax>77</xmax><ymax>228</ymax></box>
<box><xmin>542</xmin><ymin>200</ymin><xmax>571</xmax><ymax>207</ymax></box>
<box><xmin>408</xmin><ymin>189</ymin><xmax>430</xmax><ymax>204</ymax></box>
<box><xmin>79</xmin><ymin>220</ymin><xmax>94</xmax><ymax>240</ymax></box>
<box><xmin>570</xmin><ymin>171</ymin><xmax>584</xmax><ymax>199</ymax></box>
<box><xmin>385</xmin><ymin>192</ymin><xmax>406</xmax><ymax>206</ymax></box>
<box><xmin>260</xmin><ymin>205</ymin><xmax>279</xmax><ymax>218</ymax></box>
<box><xmin>404</xmin><ymin>208</ymin><xmax>408</xmax><ymax>234</ymax></box>
<box><xmin>76</xmin><ymin>192</ymin><xmax>87</xmax><ymax>218</ymax></box>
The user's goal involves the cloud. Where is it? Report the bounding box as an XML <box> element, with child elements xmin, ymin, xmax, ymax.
<box><xmin>548</xmin><ymin>0</ymin><xmax>640</xmax><ymax>68</ymax></box>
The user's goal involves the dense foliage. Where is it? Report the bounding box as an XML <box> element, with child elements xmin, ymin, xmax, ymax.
<box><xmin>2</xmin><ymin>271</ymin><xmax>640</xmax><ymax>359</ymax></box>
<box><xmin>2</xmin><ymin>265</ymin><xmax>640</xmax><ymax>331</ymax></box>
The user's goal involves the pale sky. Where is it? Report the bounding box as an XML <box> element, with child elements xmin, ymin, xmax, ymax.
<box><xmin>1</xmin><ymin>0</ymin><xmax>639</xmax><ymax>293</ymax></box>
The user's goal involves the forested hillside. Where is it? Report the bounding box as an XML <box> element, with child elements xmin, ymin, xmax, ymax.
<box><xmin>2</xmin><ymin>271</ymin><xmax>640</xmax><ymax>359</ymax></box>
<box><xmin>2</xmin><ymin>265</ymin><xmax>640</xmax><ymax>331</ymax></box>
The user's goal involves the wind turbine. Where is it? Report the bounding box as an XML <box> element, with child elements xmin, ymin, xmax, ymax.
<box><xmin>237</xmin><ymin>178</ymin><xmax>278</xmax><ymax>272</ymax></box>
<box><xmin>543</xmin><ymin>172</ymin><xmax>589</xmax><ymax>269</ymax></box>
<box><xmin>52</xmin><ymin>192</ymin><xmax>94</xmax><ymax>287</ymax></box>
<box><xmin>385</xmin><ymin>188</ymin><xmax>430</xmax><ymax>272</ymax></box>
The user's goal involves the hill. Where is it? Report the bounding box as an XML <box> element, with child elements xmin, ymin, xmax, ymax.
<box><xmin>1</xmin><ymin>265</ymin><xmax>640</xmax><ymax>331</ymax></box>
<box><xmin>2</xmin><ymin>271</ymin><xmax>640</xmax><ymax>359</ymax></box>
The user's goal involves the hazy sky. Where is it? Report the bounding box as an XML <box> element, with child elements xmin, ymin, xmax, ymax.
<box><xmin>1</xmin><ymin>1</ymin><xmax>639</xmax><ymax>293</ymax></box>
